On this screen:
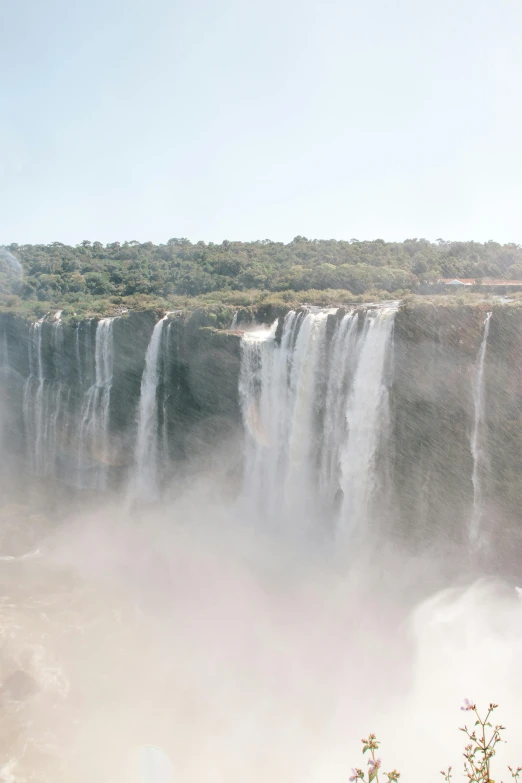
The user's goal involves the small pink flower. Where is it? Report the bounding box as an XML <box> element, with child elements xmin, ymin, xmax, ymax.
<box><xmin>368</xmin><ymin>758</ymin><xmax>382</xmax><ymax>771</ymax></box>
<box><xmin>349</xmin><ymin>770</ymin><xmax>359</xmax><ymax>782</ymax></box>
<box><xmin>461</xmin><ymin>698</ymin><xmax>473</xmax><ymax>711</ymax></box>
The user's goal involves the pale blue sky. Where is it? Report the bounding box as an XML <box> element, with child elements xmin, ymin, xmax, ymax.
<box><xmin>2</xmin><ymin>0</ymin><xmax>522</xmax><ymax>245</ymax></box>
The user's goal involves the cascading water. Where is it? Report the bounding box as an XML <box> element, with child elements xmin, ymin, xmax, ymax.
<box><xmin>48</xmin><ymin>319</ymin><xmax>65</xmax><ymax>472</ymax></box>
<box><xmin>240</xmin><ymin>308</ymin><xmax>395</xmax><ymax>530</ymax></box>
<box><xmin>77</xmin><ymin>318</ymin><xmax>115</xmax><ymax>489</ymax></box>
<box><xmin>23</xmin><ymin>318</ymin><xmax>67</xmax><ymax>477</ymax></box>
<box><xmin>239</xmin><ymin>318</ymin><xmax>281</xmax><ymax>517</ymax></box>
<box><xmin>318</xmin><ymin>311</ymin><xmax>359</xmax><ymax>506</ymax></box>
<box><xmin>469</xmin><ymin>311</ymin><xmax>492</xmax><ymax>543</ymax></box>
<box><xmin>240</xmin><ymin>311</ymin><xmax>332</xmax><ymax>518</ymax></box>
<box><xmin>239</xmin><ymin>305</ymin><xmax>397</xmax><ymax>537</ymax></box>
<box><xmin>74</xmin><ymin>324</ymin><xmax>83</xmax><ymax>388</ymax></box>
<box><xmin>235</xmin><ymin>312</ymin><xmax>327</xmax><ymax>518</ymax></box>
<box><xmin>7</xmin><ymin>302</ymin><xmax>509</xmax><ymax>552</ymax></box>
<box><xmin>161</xmin><ymin>321</ymin><xmax>172</xmax><ymax>465</ymax></box>
<box><xmin>284</xmin><ymin>311</ymin><xmax>330</xmax><ymax>515</ymax></box>
<box><xmin>23</xmin><ymin>319</ymin><xmax>44</xmax><ymax>474</ymax></box>
<box><xmin>130</xmin><ymin>315</ymin><xmax>167</xmax><ymax>501</ymax></box>
<box><xmin>338</xmin><ymin>306</ymin><xmax>396</xmax><ymax>540</ymax></box>
<box><xmin>1</xmin><ymin>329</ymin><xmax>8</xmax><ymax>370</ymax></box>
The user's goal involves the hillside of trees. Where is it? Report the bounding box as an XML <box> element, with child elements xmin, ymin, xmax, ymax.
<box><xmin>2</xmin><ymin>237</ymin><xmax>522</xmax><ymax>318</ymax></box>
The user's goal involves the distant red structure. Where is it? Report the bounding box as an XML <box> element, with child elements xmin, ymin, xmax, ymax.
<box><xmin>439</xmin><ymin>278</ymin><xmax>522</xmax><ymax>287</ymax></box>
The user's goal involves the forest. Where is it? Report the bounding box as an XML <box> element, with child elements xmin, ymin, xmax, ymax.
<box><xmin>2</xmin><ymin>237</ymin><xmax>522</xmax><ymax>318</ymax></box>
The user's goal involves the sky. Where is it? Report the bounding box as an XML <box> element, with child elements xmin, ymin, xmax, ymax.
<box><xmin>2</xmin><ymin>0</ymin><xmax>522</xmax><ymax>246</ymax></box>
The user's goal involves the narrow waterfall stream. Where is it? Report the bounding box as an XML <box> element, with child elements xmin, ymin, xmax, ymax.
<box><xmin>338</xmin><ymin>306</ymin><xmax>396</xmax><ymax>540</ymax></box>
<box><xmin>23</xmin><ymin>318</ymin><xmax>45</xmax><ymax>475</ymax></box>
<box><xmin>130</xmin><ymin>315</ymin><xmax>167</xmax><ymax>501</ymax></box>
<box><xmin>1</xmin><ymin>328</ymin><xmax>8</xmax><ymax>370</ymax></box>
<box><xmin>161</xmin><ymin>321</ymin><xmax>173</xmax><ymax>466</ymax></box>
<box><xmin>284</xmin><ymin>310</ymin><xmax>330</xmax><ymax>515</ymax></box>
<box><xmin>470</xmin><ymin>311</ymin><xmax>492</xmax><ymax>543</ymax></box>
<box><xmin>77</xmin><ymin>318</ymin><xmax>115</xmax><ymax>489</ymax></box>
<box><xmin>23</xmin><ymin>318</ymin><xmax>67</xmax><ymax>477</ymax></box>
<box><xmin>318</xmin><ymin>311</ymin><xmax>359</xmax><ymax>505</ymax></box>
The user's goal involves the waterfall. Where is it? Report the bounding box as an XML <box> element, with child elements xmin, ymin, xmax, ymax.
<box><xmin>469</xmin><ymin>312</ymin><xmax>492</xmax><ymax>543</ymax></box>
<box><xmin>77</xmin><ymin>318</ymin><xmax>115</xmax><ymax>489</ymax></box>
<box><xmin>28</xmin><ymin>319</ymin><xmax>45</xmax><ymax>474</ymax></box>
<box><xmin>284</xmin><ymin>311</ymin><xmax>329</xmax><ymax>514</ymax></box>
<box><xmin>239</xmin><ymin>306</ymin><xmax>397</xmax><ymax>534</ymax></box>
<box><xmin>240</xmin><ymin>309</ymin><xmax>348</xmax><ymax>520</ymax></box>
<box><xmin>318</xmin><ymin>312</ymin><xmax>359</xmax><ymax>505</ymax></box>
<box><xmin>338</xmin><ymin>307</ymin><xmax>396</xmax><ymax>540</ymax></box>
<box><xmin>75</xmin><ymin>324</ymin><xmax>83</xmax><ymax>388</ymax></box>
<box><xmin>130</xmin><ymin>316</ymin><xmax>167</xmax><ymax>501</ymax></box>
<box><xmin>240</xmin><ymin>313</ymin><xmax>311</xmax><ymax>517</ymax></box>
<box><xmin>0</xmin><ymin>331</ymin><xmax>8</xmax><ymax>455</ymax></box>
<box><xmin>22</xmin><ymin>318</ymin><xmax>68</xmax><ymax>477</ymax></box>
<box><xmin>161</xmin><ymin>321</ymin><xmax>172</xmax><ymax>465</ymax></box>
<box><xmin>1</xmin><ymin>329</ymin><xmax>8</xmax><ymax>370</ymax></box>
<box><xmin>23</xmin><ymin>319</ymin><xmax>47</xmax><ymax>475</ymax></box>
<box><xmin>239</xmin><ymin>319</ymin><xmax>281</xmax><ymax>517</ymax></box>
<box><xmin>48</xmin><ymin>320</ymin><xmax>65</xmax><ymax>472</ymax></box>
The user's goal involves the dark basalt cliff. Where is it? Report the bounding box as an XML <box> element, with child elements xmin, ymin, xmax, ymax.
<box><xmin>391</xmin><ymin>302</ymin><xmax>522</xmax><ymax>563</ymax></box>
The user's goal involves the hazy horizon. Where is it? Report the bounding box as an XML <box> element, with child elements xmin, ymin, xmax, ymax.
<box><xmin>5</xmin><ymin>235</ymin><xmax>522</xmax><ymax>247</ymax></box>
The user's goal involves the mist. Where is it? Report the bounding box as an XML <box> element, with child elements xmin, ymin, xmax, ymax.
<box><xmin>0</xmin><ymin>250</ymin><xmax>23</xmax><ymax>295</ymax></box>
<box><xmin>2</xmin><ymin>485</ymin><xmax>522</xmax><ymax>782</ymax></box>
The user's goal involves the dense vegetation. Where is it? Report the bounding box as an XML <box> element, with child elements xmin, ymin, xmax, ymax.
<box><xmin>2</xmin><ymin>237</ymin><xmax>522</xmax><ymax>318</ymax></box>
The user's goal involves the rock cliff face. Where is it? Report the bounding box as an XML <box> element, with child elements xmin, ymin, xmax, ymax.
<box><xmin>1</xmin><ymin>302</ymin><xmax>522</xmax><ymax>559</ymax></box>
<box><xmin>390</xmin><ymin>302</ymin><xmax>522</xmax><ymax>567</ymax></box>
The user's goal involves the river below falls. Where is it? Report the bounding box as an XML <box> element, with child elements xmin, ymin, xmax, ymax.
<box><xmin>0</xmin><ymin>498</ymin><xmax>522</xmax><ymax>783</ymax></box>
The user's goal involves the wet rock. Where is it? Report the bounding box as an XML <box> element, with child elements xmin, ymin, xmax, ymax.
<box><xmin>1</xmin><ymin>670</ymin><xmax>39</xmax><ymax>701</ymax></box>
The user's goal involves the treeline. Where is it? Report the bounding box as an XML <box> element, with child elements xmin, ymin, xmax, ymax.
<box><xmin>2</xmin><ymin>237</ymin><xmax>522</xmax><ymax>313</ymax></box>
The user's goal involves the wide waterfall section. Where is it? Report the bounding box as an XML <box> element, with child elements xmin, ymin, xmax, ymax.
<box><xmin>22</xmin><ymin>319</ymin><xmax>43</xmax><ymax>475</ymax></box>
<box><xmin>239</xmin><ymin>305</ymin><xmax>397</xmax><ymax>540</ymax></box>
